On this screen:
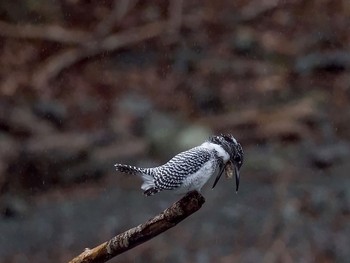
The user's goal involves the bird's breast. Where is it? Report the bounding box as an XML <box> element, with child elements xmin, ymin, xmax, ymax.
<box><xmin>177</xmin><ymin>160</ymin><xmax>217</xmax><ymax>193</ymax></box>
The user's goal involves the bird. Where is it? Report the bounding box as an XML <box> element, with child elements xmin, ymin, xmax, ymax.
<box><xmin>115</xmin><ymin>134</ymin><xmax>244</xmax><ymax>196</ymax></box>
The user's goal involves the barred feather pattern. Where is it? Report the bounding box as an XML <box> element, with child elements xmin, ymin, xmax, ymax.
<box><xmin>115</xmin><ymin>164</ymin><xmax>144</xmax><ymax>175</ymax></box>
<box><xmin>115</xmin><ymin>143</ymin><xmax>228</xmax><ymax>196</ymax></box>
<box><xmin>151</xmin><ymin>146</ymin><xmax>211</xmax><ymax>191</ymax></box>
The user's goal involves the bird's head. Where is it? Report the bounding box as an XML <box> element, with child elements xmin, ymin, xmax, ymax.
<box><xmin>209</xmin><ymin>134</ymin><xmax>244</xmax><ymax>192</ymax></box>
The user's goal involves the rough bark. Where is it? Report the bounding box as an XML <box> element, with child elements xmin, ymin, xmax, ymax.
<box><xmin>69</xmin><ymin>191</ymin><xmax>205</xmax><ymax>263</ymax></box>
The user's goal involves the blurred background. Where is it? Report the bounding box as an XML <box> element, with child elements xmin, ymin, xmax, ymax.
<box><xmin>0</xmin><ymin>0</ymin><xmax>349</xmax><ymax>262</ymax></box>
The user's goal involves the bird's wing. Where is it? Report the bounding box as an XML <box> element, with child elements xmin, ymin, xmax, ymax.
<box><xmin>153</xmin><ymin>147</ymin><xmax>211</xmax><ymax>190</ymax></box>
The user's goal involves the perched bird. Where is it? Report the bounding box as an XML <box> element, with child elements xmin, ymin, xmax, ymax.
<box><xmin>115</xmin><ymin>134</ymin><xmax>244</xmax><ymax>196</ymax></box>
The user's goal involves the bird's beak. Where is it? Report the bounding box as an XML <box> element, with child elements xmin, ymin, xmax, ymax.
<box><xmin>212</xmin><ymin>166</ymin><xmax>224</xmax><ymax>189</ymax></box>
<box><xmin>234</xmin><ymin>164</ymin><xmax>240</xmax><ymax>193</ymax></box>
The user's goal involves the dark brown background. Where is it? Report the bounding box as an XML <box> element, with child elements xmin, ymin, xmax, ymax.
<box><xmin>0</xmin><ymin>0</ymin><xmax>349</xmax><ymax>262</ymax></box>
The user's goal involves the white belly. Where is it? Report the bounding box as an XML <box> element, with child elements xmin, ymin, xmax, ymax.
<box><xmin>176</xmin><ymin>161</ymin><xmax>217</xmax><ymax>193</ymax></box>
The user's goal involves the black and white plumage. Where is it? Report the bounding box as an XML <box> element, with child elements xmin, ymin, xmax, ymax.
<box><xmin>115</xmin><ymin>134</ymin><xmax>244</xmax><ymax>196</ymax></box>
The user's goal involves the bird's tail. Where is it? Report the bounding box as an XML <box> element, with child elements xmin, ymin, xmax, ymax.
<box><xmin>115</xmin><ymin>164</ymin><xmax>144</xmax><ymax>175</ymax></box>
<box><xmin>114</xmin><ymin>164</ymin><xmax>157</xmax><ymax>196</ymax></box>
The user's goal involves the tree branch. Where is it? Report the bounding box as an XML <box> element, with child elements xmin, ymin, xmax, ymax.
<box><xmin>0</xmin><ymin>21</ymin><xmax>89</xmax><ymax>45</ymax></box>
<box><xmin>69</xmin><ymin>191</ymin><xmax>205</xmax><ymax>263</ymax></box>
